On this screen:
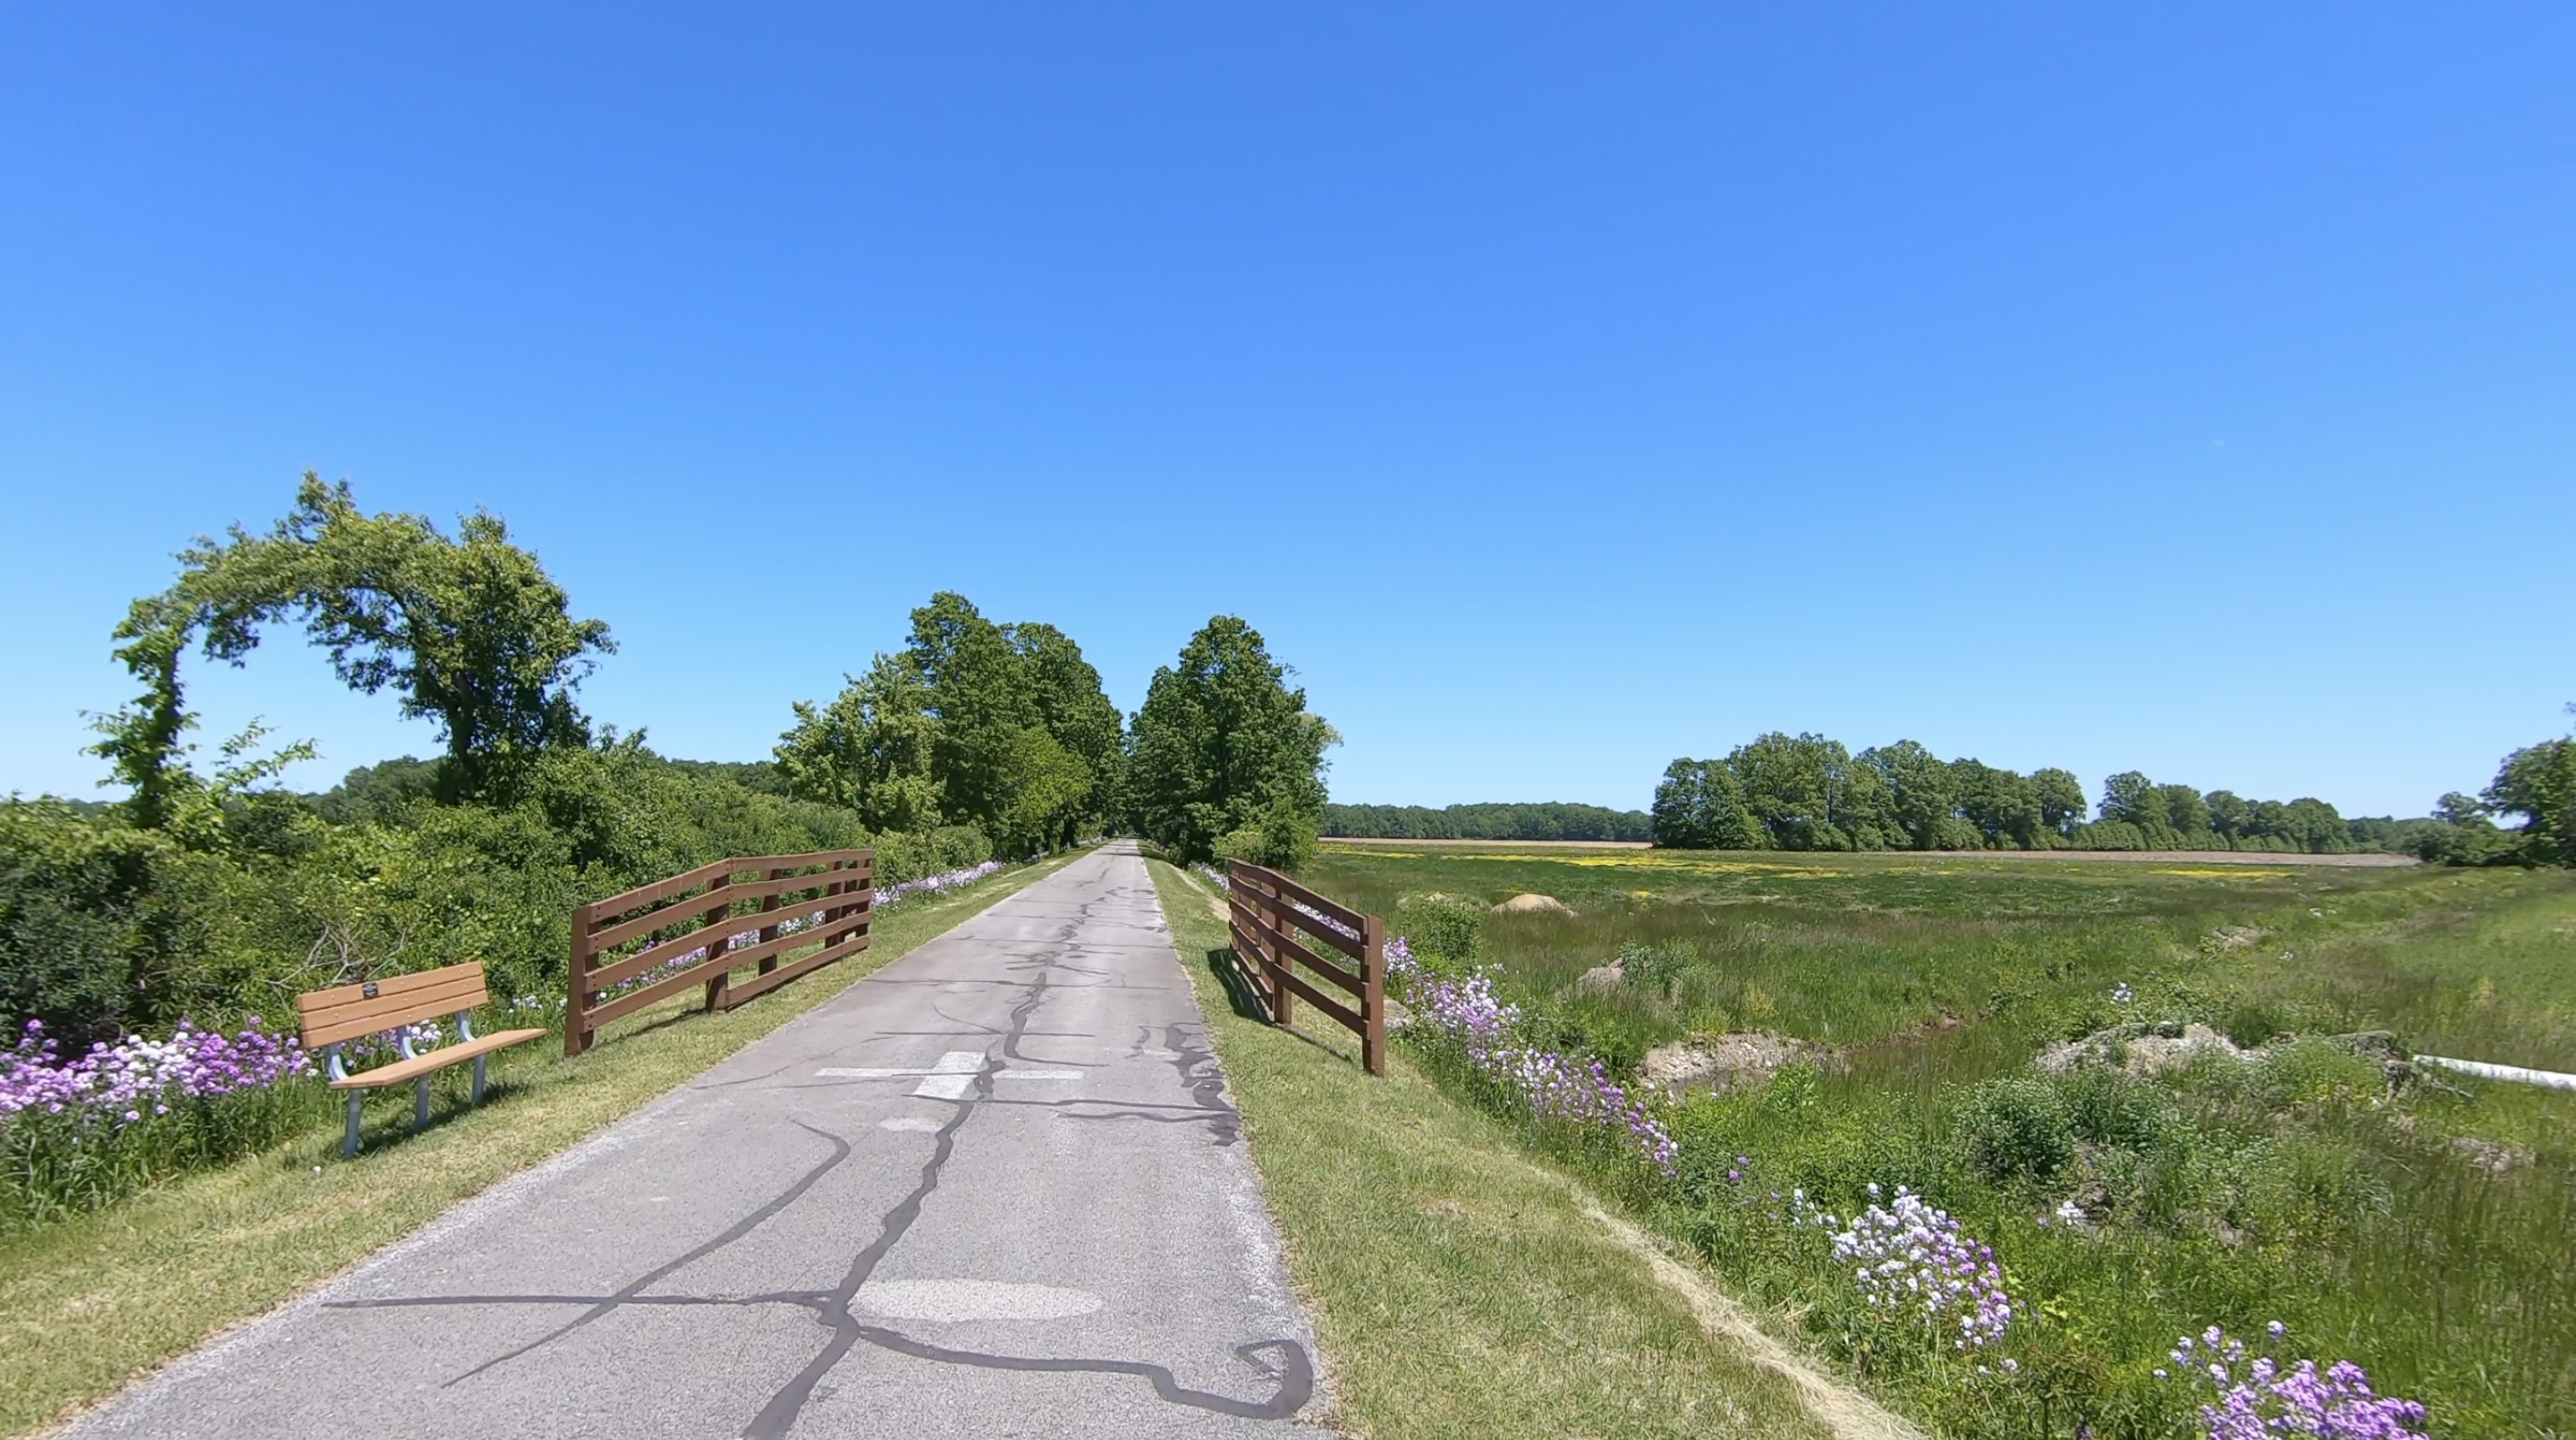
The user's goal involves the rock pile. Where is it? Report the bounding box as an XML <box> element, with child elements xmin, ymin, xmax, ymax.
<box><xmin>1640</xmin><ymin>1032</ymin><xmax>1825</xmax><ymax>1095</ymax></box>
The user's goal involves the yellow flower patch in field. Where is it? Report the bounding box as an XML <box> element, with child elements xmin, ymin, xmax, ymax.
<box><xmin>2147</xmin><ymin>867</ymin><xmax>2295</xmax><ymax>879</ymax></box>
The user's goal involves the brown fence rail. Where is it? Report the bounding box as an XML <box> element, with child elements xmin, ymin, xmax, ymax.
<box><xmin>1225</xmin><ymin>860</ymin><xmax>1386</xmax><ymax>1076</ymax></box>
<box><xmin>566</xmin><ymin>849</ymin><xmax>874</xmax><ymax>1056</ymax></box>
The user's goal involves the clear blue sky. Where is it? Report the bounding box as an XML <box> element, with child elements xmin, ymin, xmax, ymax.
<box><xmin>4</xmin><ymin>4</ymin><xmax>2569</xmax><ymax>818</ymax></box>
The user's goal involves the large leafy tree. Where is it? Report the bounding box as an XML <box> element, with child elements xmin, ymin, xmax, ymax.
<box><xmin>1861</xmin><ymin>741</ymin><xmax>1962</xmax><ymax>850</ymax></box>
<box><xmin>775</xmin><ymin>593</ymin><xmax>1122</xmax><ymax>853</ymax></box>
<box><xmin>2097</xmin><ymin>771</ymin><xmax>2158</xmax><ymax>831</ymax></box>
<box><xmin>2031</xmin><ymin>768</ymin><xmax>2088</xmax><ymax>837</ymax></box>
<box><xmin>1729</xmin><ymin>732</ymin><xmax>1876</xmax><ymax>851</ymax></box>
<box><xmin>93</xmin><ymin>474</ymin><xmax>614</xmax><ymax>817</ymax></box>
<box><xmin>2157</xmin><ymin>784</ymin><xmax>2214</xmax><ymax>840</ymax></box>
<box><xmin>902</xmin><ymin>592</ymin><xmax>1056</xmax><ymax>843</ymax></box>
<box><xmin>1009</xmin><ymin>622</ymin><xmax>1127</xmax><ymax>832</ymax></box>
<box><xmin>1650</xmin><ymin>758</ymin><xmax>1765</xmax><ymax>850</ymax></box>
<box><xmin>2485</xmin><ymin>733</ymin><xmax>2575</xmax><ymax>865</ymax></box>
<box><xmin>1126</xmin><ymin>616</ymin><xmax>1335</xmax><ymax>866</ymax></box>
<box><xmin>1953</xmin><ymin>759</ymin><xmax>2043</xmax><ymax>849</ymax></box>
<box><xmin>773</xmin><ymin>655</ymin><xmax>945</xmax><ymax>833</ymax></box>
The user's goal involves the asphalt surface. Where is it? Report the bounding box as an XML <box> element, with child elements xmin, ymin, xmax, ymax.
<box><xmin>64</xmin><ymin>843</ymin><xmax>1335</xmax><ymax>1439</ymax></box>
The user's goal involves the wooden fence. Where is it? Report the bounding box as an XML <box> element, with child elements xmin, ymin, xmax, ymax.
<box><xmin>566</xmin><ymin>849</ymin><xmax>874</xmax><ymax>1057</ymax></box>
<box><xmin>1225</xmin><ymin>860</ymin><xmax>1387</xmax><ymax>1076</ymax></box>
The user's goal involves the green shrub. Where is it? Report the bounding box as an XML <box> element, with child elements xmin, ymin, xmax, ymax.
<box><xmin>1396</xmin><ymin>892</ymin><xmax>1484</xmax><ymax>968</ymax></box>
<box><xmin>1520</xmin><ymin>1006</ymin><xmax>1657</xmax><ymax>1080</ymax></box>
<box><xmin>2063</xmin><ymin>1067</ymin><xmax>2179</xmax><ymax>1153</ymax></box>
<box><xmin>0</xmin><ymin>801</ymin><xmax>204</xmax><ymax>1042</ymax></box>
<box><xmin>1955</xmin><ymin>1076</ymin><xmax>2077</xmax><ymax>1182</ymax></box>
<box><xmin>1211</xmin><ymin>800</ymin><xmax>1319</xmax><ymax>873</ymax></box>
<box><xmin>1618</xmin><ymin>938</ymin><xmax>1698</xmax><ymax>995</ymax></box>
<box><xmin>877</xmin><ymin>825</ymin><xmax>994</xmax><ymax>883</ymax></box>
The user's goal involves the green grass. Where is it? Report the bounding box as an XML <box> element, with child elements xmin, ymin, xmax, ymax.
<box><xmin>1142</xmin><ymin>857</ymin><xmax>1842</xmax><ymax>1440</ymax></box>
<box><xmin>0</xmin><ymin>848</ymin><xmax>1090</xmax><ymax>1438</ymax></box>
<box><xmin>1301</xmin><ymin>845</ymin><xmax>2576</xmax><ymax>1438</ymax></box>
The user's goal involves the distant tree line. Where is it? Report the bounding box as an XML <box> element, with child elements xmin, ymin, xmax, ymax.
<box><xmin>1653</xmin><ymin>732</ymin><xmax>2429</xmax><ymax>855</ymax></box>
<box><xmin>1322</xmin><ymin>801</ymin><xmax>1652</xmax><ymax>843</ymax></box>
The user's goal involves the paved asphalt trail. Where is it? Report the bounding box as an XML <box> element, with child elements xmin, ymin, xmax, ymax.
<box><xmin>65</xmin><ymin>843</ymin><xmax>1334</xmax><ymax>1439</ymax></box>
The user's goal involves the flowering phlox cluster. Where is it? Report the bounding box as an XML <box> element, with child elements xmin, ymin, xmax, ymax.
<box><xmin>2110</xmin><ymin>982</ymin><xmax>2136</xmax><ymax>1005</ymax></box>
<box><xmin>343</xmin><ymin>1021</ymin><xmax>445</xmax><ymax>1064</ymax></box>
<box><xmin>2</xmin><ymin>1018</ymin><xmax>313</xmax><ymax>1127</ymax></box>
<box><xmin>2164</xmin><ymin>1326</ymin><xmax>2428</xmax><ymax>1440</ymax></box>
<box><xmin>877</xmin><ymin>859</ymin><xmax>1007</xmax><ymax>909</ymax></box>
<box><xmin>1818</xmin><ymin>1183</ymin><xmax>2015</xmax><ymax>1349</ymax></box>
<box><xmin>1386</xmin><ymin>936</ymin><xmax>1680</xmax><ymax>1175</ymax></box>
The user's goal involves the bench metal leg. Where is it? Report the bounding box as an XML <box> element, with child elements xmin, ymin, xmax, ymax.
<box><xmin>343</xmin><ymin>1091</ymin><xmax>362</xmax><ymax>1158</ymax></box>
<box><xmin>414</xmin><ymin>1077</ymin><xmax>431</xmax><ymax>1131</ymax></box>
<box><xmin>472</xmin><ymin>1054</ymin><xmax>487</xmax><ymax>1104</ymax></box>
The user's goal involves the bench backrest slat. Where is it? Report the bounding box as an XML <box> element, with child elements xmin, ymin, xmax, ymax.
<box><xmin>298</xmin><ymin>961</ymin><xmax>491</xmax><ymax>1048</ymax></box>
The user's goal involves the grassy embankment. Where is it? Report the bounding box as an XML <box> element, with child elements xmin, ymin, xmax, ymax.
<box><xmin>0</xmin><ymin>848</ymin><xmax>1090</xmax><ymax>1438</ymax></box>
<box><xmin>1142</xmin><ymin>856</ymin><xmax>1848</xmax><ymax>1440</ymax></box>
<box><xmin>1301</xmin><ymin>844</ymin><xmax>2576</xmax><ymax>1438</ymax></box>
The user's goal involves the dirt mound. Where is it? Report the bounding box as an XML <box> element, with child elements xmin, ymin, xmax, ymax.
<box><xmin>1492</xmin><ymin>893</ymin><xmax>1575</xmax><ymax>916</ymax></box>
<box><xmin>1572</xmin><ymin>960</ymin><xmax>1624</xmax><ymax>994</ymax></box>
<box><xmin>1642</xmin><ymin>1032</ymin><xmax>1823</xmax><ymax>1095</ymax></box>
<box><xmin>2037</xmin><ymin>1021</ymin><xmax>2247</xmax><ymax>1076</ymax></box>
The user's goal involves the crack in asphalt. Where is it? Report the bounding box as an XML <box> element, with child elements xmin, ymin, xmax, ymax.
<box><xmin>325</xmin><ymin>847</ymin><xmax>1308</xmax><ymax>1436</ymax></box>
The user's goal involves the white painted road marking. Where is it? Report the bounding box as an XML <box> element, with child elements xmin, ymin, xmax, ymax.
<box><xmin>816</xmin><ymin>1055</ymin><xmax>1082</xmax><ymax>1098</ymax></box>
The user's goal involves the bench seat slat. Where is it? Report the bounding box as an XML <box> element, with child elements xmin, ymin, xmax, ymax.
<box><xmin>328</xmin><ymin>1028</ymin><xmax>547</xmax><ymax>1089</ymax></box>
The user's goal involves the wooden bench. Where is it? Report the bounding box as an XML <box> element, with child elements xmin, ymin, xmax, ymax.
<box><xmin>295</xmin><ymin>961</ymin><xmax>547</xmax><ymax>1156</ymax></box>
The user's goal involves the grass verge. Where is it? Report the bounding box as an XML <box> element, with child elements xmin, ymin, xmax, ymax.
<box><xmin>1143</xmin><ymin>857</ymin><xmax>1836</xmax><ymax>1440</ymax></box>
<box><xmin>0</xmin><ymin>848</ymin><xmax>1091</xmax><ymax>1437</ymax></box>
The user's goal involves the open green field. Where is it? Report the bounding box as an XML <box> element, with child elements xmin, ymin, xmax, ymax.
<box><xmin>1306</xmin><ymin>843</ymin><xmax>2576</xmax><ymax>1438</ymax></box>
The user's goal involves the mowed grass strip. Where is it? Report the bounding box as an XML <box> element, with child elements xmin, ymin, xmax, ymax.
<box><xmin>1143</xmin><ymin>859</ymin><xmax>1831</xmax><ymax>1440</ymax></box>
<box><xmin>0</xmin><ymin>849</ymin><xmax>1091</xmax><ymax>1438</ymax></box>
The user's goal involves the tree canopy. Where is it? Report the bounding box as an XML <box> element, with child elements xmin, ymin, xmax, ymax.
<box><xmin>774</xmin><ymin>593</ymin><xmax>1123</xmax><ymax>856</ymax></box>
<box><xmin>2480</xmin><ymin>720</ymin><xmax>2576</xmax><ymax>866</ymax></box>
<box><xmin>91</xmin><ymin>475</ymin><xmax>614</xmax><ymax>819</ymax></box>
<box><xmin>1125</xmin><ymin>616</ymin><xmax>1335</xmax><ymax>867</ymax></box>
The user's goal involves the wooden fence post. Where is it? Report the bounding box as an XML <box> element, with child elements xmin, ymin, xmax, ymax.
<box><xmin>699</xmin><ymin>868</ymin><xmax>735</xmax><ymax>1012</ymax></box>
<box><xmin>566</xmin><ymin>900</ymin><xmax>597</xmax><ymax>1057</ymax></box>
<box><xmin>1361</xmin><ymin>911</ymin><xmax>1386</xmax><ymax>1077</ymax></box>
